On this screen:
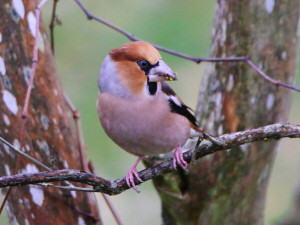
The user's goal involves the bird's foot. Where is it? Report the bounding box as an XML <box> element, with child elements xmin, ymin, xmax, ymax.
<box><xmin>125</xmin><ymin>157</ymin><xmax>143</xmax><ymax>193</ymax></box>
<box><xmin>173</xmin><ymin>146</ymin><xmax>188</xmax><ymax>171</ymax></box>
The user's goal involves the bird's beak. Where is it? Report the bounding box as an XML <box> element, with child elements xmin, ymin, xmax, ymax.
<box><xmin>147</xmin><ymin>59</ymin><xmax>177</xmax><ymax>82</ymax></box>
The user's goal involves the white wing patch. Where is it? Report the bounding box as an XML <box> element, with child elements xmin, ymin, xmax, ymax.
<box><xmin>167</xmin><ymin>95</ymin><xmax>182</xmax><ymax>107</ymax></box>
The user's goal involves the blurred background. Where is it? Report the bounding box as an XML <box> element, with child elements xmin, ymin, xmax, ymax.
<box><xmin>2</xmin><ymin>0</ymin><xmax>300</xmax><ymax>224</ymax></box>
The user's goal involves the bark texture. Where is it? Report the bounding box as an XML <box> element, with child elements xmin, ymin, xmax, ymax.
<box><xmin>154</xmin><ymin>1</ymin><xmax>300</xmax><ymax>224</ymax></box>
<box><xmin>0</xmin><ymin>0</ymin><xmax>101</xmax><ymax>224</ymax></box>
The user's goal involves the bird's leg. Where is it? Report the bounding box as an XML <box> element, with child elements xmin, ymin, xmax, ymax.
<box><xmin>173</xmin><ymin>146</ymin><xmax>188</xmax><ymax>171</ymax></box>
<box><xmin>125</xmin><ymin>157</ymin><xmax>143</xmax><ymax>193</ymax></box>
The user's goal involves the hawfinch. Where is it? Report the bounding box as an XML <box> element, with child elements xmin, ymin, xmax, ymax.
<box><xmin>97</xmin><ymin>41</ymin><xmax>200</xmax><ymax>192</ymax></box>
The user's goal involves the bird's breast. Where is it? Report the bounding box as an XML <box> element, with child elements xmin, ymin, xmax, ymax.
<box><xmin>97</xmin><ymin>92</ymin><xmax>190</xmax><ymax>156</ymax></box>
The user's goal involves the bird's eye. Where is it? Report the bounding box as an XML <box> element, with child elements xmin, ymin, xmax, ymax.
<box><xmin>137</xmin><ymin>59</ymin><xmax>150</xmax><ymax>71</ymax></box>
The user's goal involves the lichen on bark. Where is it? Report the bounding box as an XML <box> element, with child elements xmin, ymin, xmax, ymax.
<box><xmin>154</xmin><ymin>1</ymin><xmax>300</xmax><ymax>224</ymax></box>
<box><xmin>0</xmin><ymin>0</ymin><xmax>101</xmax><ymax>224</ymax></box>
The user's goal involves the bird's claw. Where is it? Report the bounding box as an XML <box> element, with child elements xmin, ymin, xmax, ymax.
<box><xmin>173</xmin><ymin>146</ymin><xmax>188</xmax><ymax>171</ymax></box>
<box><xmin>125</xmin><ymin>160</ymin><xmax>143</xmax><ymax>193</ymax></box>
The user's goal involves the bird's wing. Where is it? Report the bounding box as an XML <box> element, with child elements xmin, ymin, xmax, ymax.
<box><xmin>161</xmin><ymin>82</ymin><xmax>199</xmax><ymax>129</ymax></box>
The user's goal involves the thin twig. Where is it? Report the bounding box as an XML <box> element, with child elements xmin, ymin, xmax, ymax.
<box><xmin>102</xmin><ymin>194</ymin><xmax>124</xmax><ymax>225</ymax></box>
<box><xmin>63</xmin><ymin>93</ymin><xmax>88</xmax><ymax>172</ymax></box>
<box><xmin>0</xmin><ymin>136</ymin><xmax>73</xmax><ymax>185</ymax></box>
<box><xmin>21</xmin><ymin>0</ymin><xmax>49</xmax><ymax>129</ymax></box>
<box><xmin>74</xmin><ymin>0</ymin><xmax>300</xmax><ymax>93</ymax></box>
<box><xmin>0</xmin><ymin>123</ymin><xmax>299</xmax><ymax>194</ymax></box>
<box><xmin>0</xmin><ymin>137</ymin><xmax>52</xmax><ymax>171</ymax></box>
<box><xmin>49</xmin><ymin>0</ymin><xmax>59</xmax><ymax>53</ymax></box>
<box><xmin>73</xmin><ymin>0</ymin><xmax>249</xmax><ymax>63</ymax></box>
<box><xmin>21</xmin><ymin>4</ymin><xmax>41</xmax><ymax>119</ymax></box>
<box><xmin>246</xmin><ymin>59</ymin><xmax>300</xmax><ymax>92</ymax></box>
<box><xmin>64</xmin><ymin>93</ymin><xmax>121</xmax><ymax>224</ymax></box>
<box><xmin>88</xmin><ymin>159</ymin><xmax>123</xmax><ymax>225</ymax></box>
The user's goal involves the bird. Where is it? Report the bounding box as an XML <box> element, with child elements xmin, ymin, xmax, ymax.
<box><xmin>97</xmin><ymin>41</ymin><xmax>200</xmax><ymax>192</ymax></box>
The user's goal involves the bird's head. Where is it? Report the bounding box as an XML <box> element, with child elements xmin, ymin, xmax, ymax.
<box><xmin>98</xmin><ymin>41</ymin><xmax>177</xmax><ymax>98</ymax></box>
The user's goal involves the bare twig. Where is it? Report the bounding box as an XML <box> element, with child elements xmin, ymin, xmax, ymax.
<box><xmin>22</xmin><ymin>0</ymin><xmax>42</xmax><ymax>118</ymax></box>
<box><xmin>0</xmin><ymin>123</ymin><xmax>299</xmax><ymax>195</ymax></box>
<box><xmin>0</xmin><ymin>137</ymin><xmax>52</xmax><ymax>171</ymax></box>
<box><xmin>74</xmin><ymin>0</ymin><xmax>300</xmax><ymax>93</ymax></box>
<box><xmin>245</xmin><ymin>59</ymin><xmax>300</xmax><ymax>92</ymax></box>
<box><xmin>0</xmin><ymin>136</ymin><xmax>96</xmax><ymax>192</ymax></box>
<box><xmin>64</xmin><ymin>93</ymin><xmax>122</xmax><ymax>224</ymax></box>
<box><xmin>73</xmin><ymin>0</ymin><xmax>249</xmax><ymax>63</ymax></box>
<box><xmin>0</xmin><ymin>136</ymin><xmax>73</xmax><ymax>186</ymax></box>
<box><xmin>88</xmin><ymin>160</ymin><xmax>124</xmax><ymax>225</ymax></box>
<box><xmin>102</xmin><ymin>194</ymin><xmax>124</xmax><ymax>225</ymax></box>
<box><xmin>49</xmin><ymin>0</ymin><xmax>59</xmax><ymax>53</ymax></box>
<box><xmin>64</xmin><ymin>93</ymin><xmax>88</xmax><ymax>172</ymax></box>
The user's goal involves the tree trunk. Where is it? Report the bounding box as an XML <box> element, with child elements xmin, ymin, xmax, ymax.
<box><xmin>154</xmin><ymin>1</ymin><xmax>300</xmax><ymax>224</ymax></box>
<box><xmin>0</xmin><ymin>0</ymin><xmax>101</xmax><ymax>224</ymax></box>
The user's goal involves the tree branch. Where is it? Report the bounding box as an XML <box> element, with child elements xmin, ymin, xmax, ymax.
<box><xmin>49</xmin><ymin>0</ymin><xmax>59</xmax><ymax>53</ymax></box>
<box><xmin>73</xmin><ymin>0</ymin><xmax>249</xmax><ymax>63</ymax></box>
<box><xmin>0</xmin><ymin>123</ymin><xmax>299</xmax><ymax>195</ymax></box>
<box><xmin>74</xmin><ymin>0</ymin><xmax>300</xmax><ymax>93</ymax></box>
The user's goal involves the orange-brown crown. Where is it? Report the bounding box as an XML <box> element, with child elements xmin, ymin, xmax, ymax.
<box><xmin>109</xmin><ymin>41</ymin><xmax>161</xmax><ymax>65</ymax></box>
